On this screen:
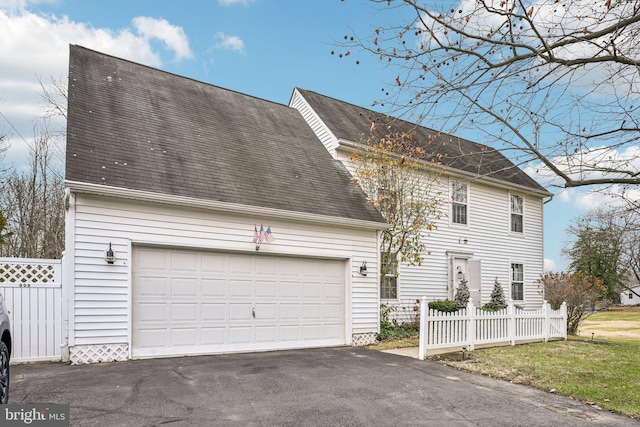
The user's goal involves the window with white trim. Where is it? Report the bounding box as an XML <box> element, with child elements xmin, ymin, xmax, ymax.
<box><xmin>381</xmin><ymin>252</ymin><xmax>398</xmax><ymax>300</ymax></box>
<box><xmin>511</xmin><ymin>263</ymin><xmax>524</xmax><ymax>301</ymax></box>
<box><xmin>510</xmin><ymin>194</ymin><xmax>523</xmax><ymax>233</ymax></box>
<box><xmin>451</xmin><ymin>181</ymin><xmax>468</xmax><ymax>225</ymax></box>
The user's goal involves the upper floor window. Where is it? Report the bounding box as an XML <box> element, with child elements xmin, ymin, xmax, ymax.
<box><xmin>510</xmin><ymin>194</ymin><xmax>523</xmax><ymax>233</ymax></box>
<box><xmin>451</xmin><ymin>181</ymin><xmax>468</xmax><ymax>225</ymax></box>
<box><xmin>381</xmin><ymin>252</ymin><xmax>398</xmax><ymax>300</ymax></box>
<box><xmin>511</xmin><ymin>263</ymin><xmax>524</xmax><ymax>301</ymax></box>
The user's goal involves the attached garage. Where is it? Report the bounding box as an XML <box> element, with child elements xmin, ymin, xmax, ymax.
<box><xmin>64</xmin><ymin>46</ymin><xmax>387</xmax><ymax>364</ymax></box>
<box><xmin>132</xmin><ymin>246</ymin><xmax>346</xmax><ymax>358</ymax></box>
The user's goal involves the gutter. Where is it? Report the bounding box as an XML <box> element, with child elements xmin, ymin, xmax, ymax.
<box><xmin>337</xmin><ymin>139</ymin><xmax>553</xmax><ymax>199</ymax></box>
<box><xmin>65</xmin><ymin>180</ymin><xmax>389</xmax><ymax>231</ymax></box>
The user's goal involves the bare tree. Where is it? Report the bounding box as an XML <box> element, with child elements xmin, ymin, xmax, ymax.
<box><xmin>538</xmin><ymin>271</ymin><xmax>607</xmax><ymax>334</ymax></box>
<box><xmin>338</xmin><ymin>0</ymin><xmax>640</xmax><ymax>191</ymax></box>
<box><xmin>564</xmin><ymin>206</ymin><xmax>640</xmax><ymax>299</ymax></box>
<box><xmin>0</xmin><ymin>123</ymin><xmax>65</xmax><ymax>259</ymax></box>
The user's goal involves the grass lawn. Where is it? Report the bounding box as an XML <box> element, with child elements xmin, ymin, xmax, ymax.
<box><xmin>371</xmin><ymin>305</ymin><xmax>640</xmax><ymax>419</ymax></box>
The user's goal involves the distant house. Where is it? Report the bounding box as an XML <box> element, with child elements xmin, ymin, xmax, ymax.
<box><xmin>63</xmin><ymin>46</ymin><xmax>387</xmax><ymax>364</ymax></box>
<box><xmin>290</xmin><ymin>89</ymin><xmax>551</xmax><ymax>310</ymax></box>
<box><xmin>621</xmin><ymin>285</ymin><xmax>640</xmax><ymax>306</ymax></box>
<box><xmin>64</xmin><ymin>45</ymin><xmax>550</xmax><ymax>364</ymax></box>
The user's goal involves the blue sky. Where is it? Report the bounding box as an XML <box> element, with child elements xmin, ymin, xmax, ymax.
<box><xmin>0</xmin><ymin>0</ymin><xmax>607</xmax><ymax>271</ymax></box>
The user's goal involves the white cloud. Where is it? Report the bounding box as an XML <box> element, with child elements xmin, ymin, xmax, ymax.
<box><xmin>544</xmin><ymin>258</ymin><xmax>557</xmax><ymax>272</ymax></box>
<box><xmin>0</xmin><ymin>6</ymin><xmax>192</xmax><ymax>168</ymax></box>
<box><xmin>132</xmin><ymin>16</ymin><xmax>193</xmax><ymax>61</ymax></box>
<box><xmin>214</xmin><ymin>32</ymin><xmax>246</xmax><ymax>54</ymax></box>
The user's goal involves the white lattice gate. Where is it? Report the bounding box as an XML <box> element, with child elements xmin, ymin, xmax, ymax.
<box><xmin>0</xmin><ymin>258</ymin><xmax>63</xmax><ymax>362</ymax></box>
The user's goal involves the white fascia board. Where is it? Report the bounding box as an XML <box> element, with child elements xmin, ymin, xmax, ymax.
<box><xmin>65</xmin><ymin>180</ymin><xmax>389</xmax><ymax>231</ymax></box>
<box><xmin>290</xmin><ymin>88</ymin><xmax>340</xmax><ymax>153</ymax></box>
<box><xmin>336</xmin><ymin>139</ymin><xmax>551</xmax><ymax>198</ymax></box>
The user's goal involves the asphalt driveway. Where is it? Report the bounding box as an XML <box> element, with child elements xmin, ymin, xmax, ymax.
<box><xmin>9</xmin><ymin>347</ymin><xmax>639</xmax><ymax>426</ymax></box>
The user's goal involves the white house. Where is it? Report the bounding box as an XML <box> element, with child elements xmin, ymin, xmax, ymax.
<box><xmin>620</xmin><ymin>286</ymin><xmax>640</xmax><ymax>306</ymax></box>
<box><xmin>63</xmin><ymin>46</ymin><xmax>387</xmax><ymax>364</ymax></box>
<box><xmin>63</xmin><ymin>46</ymin><xmax>550</xmax><ymax>364</ymax></box>
<box><xmin>290</xmin><ymin>89</ymin><xmax>551</xmax><ymax>310</ymax></box>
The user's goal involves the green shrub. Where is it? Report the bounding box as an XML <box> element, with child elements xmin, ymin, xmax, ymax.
<box><xmin>454</xmin><ymin>278</ymin><xmax>470</xmax><ymax>308</ymax></box>
<box><xmin>428</xmin><ymin>299</ymin><xmax>458</xmax><ymax>312</ymax></box>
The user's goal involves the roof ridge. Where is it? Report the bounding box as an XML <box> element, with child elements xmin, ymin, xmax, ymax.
<box><xmin>72</xmin><ymin>44</ymin><xmax>292</xmax><ymax>111</ymax></box>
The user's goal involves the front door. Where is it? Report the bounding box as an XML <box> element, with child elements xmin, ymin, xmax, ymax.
<box><xmin>450</xmin><ymin>257</ymin><xmax>482</xmax><ymax>306</ymax></box>
<box><xmin>451</xmin><ymin>257</ymin><xmax>468</xmax><ymax>299</ymax></box>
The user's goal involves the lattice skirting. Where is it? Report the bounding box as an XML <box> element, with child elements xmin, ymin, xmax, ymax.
<box><xmin>69</xmin><ymin>344</ymin><xmax>129</xmax><ymax>365</ymax></box>
<box><xmin>351</xmin><ymin>332</ymin><xmax>377</xmax><ymax>346</ymax></box>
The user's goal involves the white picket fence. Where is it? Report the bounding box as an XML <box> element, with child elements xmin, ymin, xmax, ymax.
<box><xmin>0</xmin><ymin>258</ymin><xmax>63</xmax><ymax>363</ymax></box>
<box><xmin>418</xmin><ymin>298</ymin><xmax>567</xmax><ymax>360</ymax></box>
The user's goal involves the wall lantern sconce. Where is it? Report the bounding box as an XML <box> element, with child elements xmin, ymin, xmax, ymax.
<box><xmin>105</xmin><ymin>242</ymin><xmax>116</xmax><ymax>264</ymax></box>
<box><xmin>359</xmin><ymin>260</ymin><xmax>368</xmax><ymax>276</ymax></box>
<box><xmin>458</xmin><ymin>237</ymin><xmax>468</xmax><ymax>245</ymax></box>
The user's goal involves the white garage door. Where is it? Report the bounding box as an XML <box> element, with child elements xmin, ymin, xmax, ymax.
<box><xmin>132</xmin><ymin>246</ymin><xmax>346</xmax><ymax>358</ymax></box>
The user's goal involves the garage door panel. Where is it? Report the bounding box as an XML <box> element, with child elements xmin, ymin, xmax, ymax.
<box><xmin>303</xmin><ymin>325</ymin><xmax>322</xmax><ymax>340</ymax></box>
<box><xmin>255</xmin><ymin>303</ymin><xmax>277</xmax><ymax>320</ymax></box>
<box><xmin>229</xmin><ymin>280</ymin><xmax>252</xmax><ymax>297</ymax></box>
<box><xmin>229</xmin><ymin>256</ymin><xmax>253</xmax><ymax>274</ymax></box>
<box><xmin>279</xmin><ymin>325</ymin><xmax>299</xmax><ymax>341</ymax></box>
<box><xmin>171</xmin><ymin>278</ymin><xmax>198</xmax><ymax>296</ymax></box>
<box><xmin>229</xmin><ymin>327</ymin><xmax>252</xmax><ymax>343</ymax></box>
<box><xmin>201</xmin><ymin>328</ymin><xmax>225</xmax><ymax>345</ymax></box>
<box><xmin>302</xmin><ymin>283</ymin><xmax>322</xmax><ymax>298</ymax></box>
<box><xmin>137</xmin><ymin>277</ymin><xmax>168</xmax><ymax>297</ymax></box>
<box><xmin>137</xmin><ymin>303</ymin><xmax>167</xmax><ymax>322</ymax></box>
<box><xmin>171</xmin><ymin>303</ymin><xmax>198</xmax><ymax>321</ymax></box>
<box><xmin>202</xmin><ymin>279</ymin><xmax>226</xmax><ymax>297</ymax></box>
<box><xmin>324</xmin><ymin>304</ymin><xmax>343</xmax><ymax>320</ymax></box>
<box><xmin>280</xmin><ymin>282</ymin><xmax>300</xmax><ymax>298</ymax></box>
<box><xmin>171</xmin><ymin>328</ymin><xmax>197</xmax><ymax>346</ymax></box>
<box><xmin>256</xmin><ymin>281</ymin><xmax>277</xmax><ymax>297</ymax></box>
<box><xmin>201</xmin><ymin>254</ymin><xmax>226</xmax><ymax>273</ymax></box>
<box><xmin>171</xmin><ymin>252</ymin><xmax>199</xmax><ymax>272</ymax></box>
<box><xmin>255</xmin><ymin>258</ymin><xmax>278</xmax><ymax>275</ymax></box>
<box><xmin>201</xmin><ymin>303</ymin><xmax>226</xmax><ymax>321</ymax></box>
<box><xmin>325</xmin><ymin>283</ymin><xmax>342</xmax><ymax>299</ymax></box>
<box><xmin>229</xmin><ymin>303</ymin><xmax>252</xmax><ymax>320</ymax></box>
<box><xmin>280</xmin><ymin>304</ymin><xmax>300</xmax><ymax>320</ymax></box>
<box><xmin>255</xmin><ymin>326</ymin><xmax>276</xmax><ymax>342</ymax></box>
<box><xmin>133</xmin><ymin>247</ymin><xmax>346</xmax><ymax>358</ymax></box>
<box><xmin>302</xmin><ymin>304</ymin><xmax>322</xmax><ymax>320</ymax></box>
<box><xmin>137</xmin><ymin>249</ymin><xmax>169</xmax><ymax>271</ymax></box>
<box><xmin>136</xmin><ymin>329</ymin><xmax>166</xmax><ymax>348</ymax></box>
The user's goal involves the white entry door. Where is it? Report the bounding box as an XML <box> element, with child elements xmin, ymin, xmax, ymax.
<box><xmin>450</xmin><ymin>257</ymin><xmax>482</xmax><ymax>306</ymax></box>
<box><xmin>132</xmin><ymin>246</ymin><xmax>346</xmax><ymax>358</ymax></box>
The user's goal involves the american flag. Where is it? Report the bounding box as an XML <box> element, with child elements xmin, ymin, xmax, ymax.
<box><xmin>265</xmin><ymin>226</ymin><xmax>275</xmax><ymax>243</ymax></box>
<box><xmin>252</xmin><ymin>225</ymin><xmax>260</xmax><ymax>243</ymax></box>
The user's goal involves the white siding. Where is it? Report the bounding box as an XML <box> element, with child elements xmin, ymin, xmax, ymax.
<box><xmin>289</xmin><ymin>89</ymin><xmax>339</xmax><ymax>157</ymax></box>
<box><xmin>621</xmin><ymin>286</ymin><xmax>640</xmax><ymax>305</ymax></box>
<box><xmin>66</xmin><ymin>194</ymin><xmax>380</xmax><ymax>348</ymax></box>
<box><xmin>336</xmin><ymin>148</ymin><xmax>546</xmax><ymax>310</ymax></box>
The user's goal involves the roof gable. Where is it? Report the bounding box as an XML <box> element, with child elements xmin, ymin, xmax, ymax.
<box><xmin>65</xmin><ymin>46</ymin><xmax>386</xmax><ymax>225</ymax></box>
<box><xmin>294</xmin><ymin>88</ymin><xmax>549</xmax><ymax>194</ymax></box>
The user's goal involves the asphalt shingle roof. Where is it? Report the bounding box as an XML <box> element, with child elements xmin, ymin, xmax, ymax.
<box><xmin>65</xmin><ymin>45</ymin><xmax>386</xmax><ymax>225</ymax></box>
<box><xmin>295</xmin><ymin>88</ymin><xmax>548</xmax><ymax>194</ymax></box>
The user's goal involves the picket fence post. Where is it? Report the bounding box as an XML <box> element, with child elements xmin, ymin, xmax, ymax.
<box><xmin>418</xmin><ymin>297</ymin><xmax>427</xmax><ymax>360</ymax></box>
<box><xmin>542</xmin><ymin>300</ymin><xmax>550</xmax><ymax>342</ymax></box>
<box><xmin>508</xmin><ymin>300</ymin><xmax>516</xmax><ymax>346</ymax></box>
<box><xmin>466</xmin><ymin>298</ymin><xmax>475</xmax><ymax>351</ymax></box>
